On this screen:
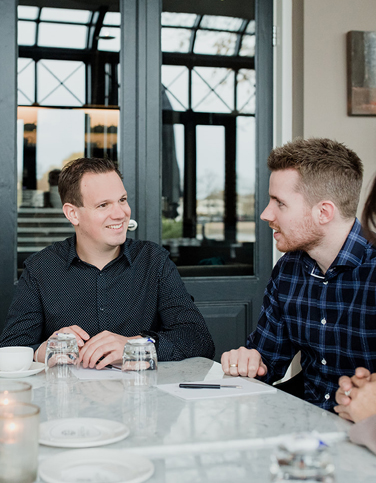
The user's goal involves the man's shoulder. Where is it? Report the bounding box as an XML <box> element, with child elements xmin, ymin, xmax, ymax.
<box><xmin>126</xmin><ymin>239</ymin><xmax>169</xmax><ymax>263</ymax></box>
<box><xmin>23</xmin><ymin>237</ymin><xmax>72</xmax><ymax>272</ymax></box>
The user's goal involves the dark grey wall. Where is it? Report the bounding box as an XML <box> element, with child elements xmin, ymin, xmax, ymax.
<box><xmin>0</xmin><ymin>0</ymin><xmax>18</xmax><ymax>333</ymax></box>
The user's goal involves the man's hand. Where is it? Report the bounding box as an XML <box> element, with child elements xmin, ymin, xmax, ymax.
<box><xmin>34</xmin><ymin>325</ymin><xmax>90</xmax><ymax>363</ymax></box>
<box><xmin>334</xmin><ymin>368</ymin><xmax>376</xmax><ymax>423</ymax></box>
<box><xmin>78</xmin><ymin>331</ymin><xmax>142</xmax><ymax>369</ymax></box>
<box><xmin>221</xmin><ymin>347</ymin><xmax>268</xmax><ymax>378</ymax></box>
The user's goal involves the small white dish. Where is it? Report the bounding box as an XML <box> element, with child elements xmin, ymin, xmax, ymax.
<box><xmin>0</xmin><ymin>362</ymin><xmax>45</xmax><ymax>378</ymax></box>
<box><xmin>38</xmin><ymin>449</ymin><xmax>154</xmax><ymax>483</ymax></box>
<box><xmin>39</xmin><ymin>418</ymin><xmax>130</xmax><ymax>448</ymax></box>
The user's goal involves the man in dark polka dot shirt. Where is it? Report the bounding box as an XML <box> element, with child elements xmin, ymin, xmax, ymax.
<box><xmin>0</xmin><ymin>158</ymin><xmax>215</xmax><ymax>366</ymax></box>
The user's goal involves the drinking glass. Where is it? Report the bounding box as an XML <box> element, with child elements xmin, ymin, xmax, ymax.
<box><xmin>0</xmin><ymin>381</ymin><xmax>32</xmax><ymax>406</ymax></box>
<box><xmin>0</xmin><ymin>403</ymin><xmax>40</xmax><ymax>483</ymax></box>
<box><xmin>270</xmin><ymin>433</ymin><xmax>335</xmax><ymax>482</ymax></box>
<box><xmin>45</xmin><ymin>333</ymin><xmax>79</xmax><ymax>382</ymax></box>
<box><xmin>122</xmin><ymin>338</ymin><xmax>158</xmax><ymax>386</ymax></box>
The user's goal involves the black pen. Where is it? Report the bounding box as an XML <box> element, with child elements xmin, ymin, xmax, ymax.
<box><xmin>179</xmin><ymin>383</ymin><xmax>242</xmax><ymax>389</ymax></box>
<box><xmin>106</xmin><ymin>364</ymin><xmax>122</xmax><ymax>371</ymax></box>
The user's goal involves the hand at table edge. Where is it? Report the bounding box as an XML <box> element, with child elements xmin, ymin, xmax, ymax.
<box><xmin>221</xmin><ymin>346</ymin><xmax>268</xmax><ymax>378</ymax></box>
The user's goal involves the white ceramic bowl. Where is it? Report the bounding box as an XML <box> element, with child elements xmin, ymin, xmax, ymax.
<box><xmin>0</xmin><ymin>346</ymin><xmax>34</xmax><ymax>372</ymax></box>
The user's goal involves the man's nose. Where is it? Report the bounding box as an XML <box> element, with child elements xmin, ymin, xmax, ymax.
<box><xmin>112</xmin><ymin>202</ymin><xmax>127</xmax><ymax>218</ymax></box>
<box><xmin>260</xmin><ymin>202</ymin><xmax>273</xmax><ymax>222</ymax></box>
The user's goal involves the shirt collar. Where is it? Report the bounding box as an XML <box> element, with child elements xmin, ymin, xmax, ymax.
<box><xmin>302</xmin><ymin>218</ymin><xmax>368</xmax><ymax>276</ymax></box>
<box><xmin>66</xmin><ymin>236</ymin><xmax>133</xmax><ymax>268</ymax></box>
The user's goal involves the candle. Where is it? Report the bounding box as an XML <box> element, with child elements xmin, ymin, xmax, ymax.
<box><xmin>0</xmin><ymin>403</ymin><xmax>40</xmax><ymax>483</ymax></box>
<box><xmin>0</xmin><ymin>381</ymin><xmax>32</xmax><ymax>405</ymax></box>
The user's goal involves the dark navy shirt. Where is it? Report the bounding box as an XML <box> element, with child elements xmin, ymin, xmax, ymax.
<box><xmin>0</xmin><ymin>236</ymin><xmax>215</xmax><ymax>361</ymax></box>
<box><xmin>248</xmin><ymin>219</ymin><xmax>376</xmax><ymax>410</ymax></box>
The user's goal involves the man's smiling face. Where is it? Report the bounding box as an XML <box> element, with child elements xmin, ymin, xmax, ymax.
<box><xmin>75</xmin><ymin>170</ymin><xmax>131</xmax><ymax>254</ymax></box>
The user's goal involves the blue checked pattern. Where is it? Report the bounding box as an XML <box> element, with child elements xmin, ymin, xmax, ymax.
<box><xmin>247</xmin><ymin>219</ymin><xmax>376</xmax><ymax>410</ymax></box>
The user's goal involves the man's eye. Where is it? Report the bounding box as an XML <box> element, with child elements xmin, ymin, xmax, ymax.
<box><xmin>98</xmin><ymin>203</ymin><xmax>107</xmax><ymax>208</ymax></box>
<box><xmin>120</xmin><ymin>198</ymin><xmax>128</xmax><ymax>203</ymax></box>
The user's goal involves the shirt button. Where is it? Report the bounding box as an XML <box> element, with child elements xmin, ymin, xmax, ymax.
<box><xmin>323</xmin><ymin>281</ymin><xmax>328</xmax><ymax>285</ymax></box>
<box><xmin>325</xmin><ymin>394</ymin><xmax>330</xmax><ymax>400</ymax></box>
<box><xmin>321</xmin><ymin>318</ymin><xmax>326</xmax><ymax>325</ymax></box>
<box><xmin>321</xmin><ymin>359</ymin><xmax>327</xmax><ymax>365</ymax></box>
<box><xmin>99</xmin><ymin>307</ymin><xmax>104</xmax><ymax>312</ymax></box>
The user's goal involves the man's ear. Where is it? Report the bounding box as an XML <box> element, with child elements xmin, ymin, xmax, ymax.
<box><xmin>316</xmin><ymin>200</ymin><xmax>335</xmax><ymax>225</ymax></box>
<box><xmin>63</xmin><ymin>203</ymin><xmax>80</xmax><ymax>226</ymax></box>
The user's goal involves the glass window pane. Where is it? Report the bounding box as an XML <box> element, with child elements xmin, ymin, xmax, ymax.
<box><xmin>18</xmin><ymin>6</ymin><xmax>39</xmax><ymax>20</ymax></box>
<box><xmin>239</xmin><ymin>34</ymin><xmax>255</xmax><ymax>57</ymax></box>
<box><xmin>237</xmin><ymin>116</ymin><xmax>256</xmax><ymax>243</ymax></box>
<box><xmin>18</xmin><ymin>59</ymin><xmax>35</xmax><ymax>105</ymax></box>
<box><xmin>18</xmin><ymin>21</ymin><xmax>36</xmax><ymax>46</ymax></box>
<box><xmin>162</xmin><ymin>27</ymin><xmax>191</xmax><ymax>53</ymax></box>
<box><xmin>38</xmin><ymin>23</ymin><xmax>87</xmax><ymax>49</ymax></box>
<box><xmin>40</xmin><ymin>7</ymin><xmax>91</xmax><ymax>24</ymax></box>
<box><xmin>162</xmin><ymin>12</ymin><xmax>197</xmax><ymax>27</ymax></box>
<box><xmin>37</xmin><ymin>60</ymin><xmax>85</xmax><ymax>106</ymax></box>
<box><xmin>98</xmin><ymin>27</ymin><xmax>120</xmax><ymax>52</ymax></box>
<box><xmin>194</xmin><ymin>30</ymin><xmax>238</xmax><ymax>56</ymax></box>
<box><xmin>246</xmin><ymin>20</ymin><xmax>256</xmax><ymax>34</ymax></box>
<box><xmin>197</xmin><ymin>125</ymin><xmax>225</xmax><ymax>241</ymax></box>
<box><xmin>103</xmin><ymin>12</ymin><xmax>121</xmax><ymax>26</ymax></box>
<box><xmin>237</xmin><ymin>69</ymin><xmax>256</xmax><ymax>114</ymax></box>
<box><xmin>192</xmin><ymin>67</ymin><xmax>234</xmax><ymax>113</ymax></box>
<box><xmin>162</xmin><ymin>65</ymin><xmax>188</xmax><ymax>111</ymax></box>
<box><xmin>200</xmin><ymin>15</ymin><xmax>243</xmax><ymax>32</ymax></box>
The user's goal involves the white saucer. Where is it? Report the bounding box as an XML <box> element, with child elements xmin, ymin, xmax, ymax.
<box><xmin>0</xmin><ymin>362</ymin><xmax>45</xmax><ymax>378</ymax></box>
<box><xmin>39</xmin><ymin>418</ymin><xmax>130</xmax><ymax>448</ymax></box>
<box><xmin>38</xmin><ymin>449</ymin><xmax>154</xmax><ymax>483</ymax></box>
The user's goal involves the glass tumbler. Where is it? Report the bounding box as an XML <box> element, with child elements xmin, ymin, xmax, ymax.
<box><xmin>122</xmin><ymin>338</ymin><xmax>158</xmax><ymax>386</ymax></box>
<box><xmin>0</xmin><ymin>381</ymin><xmax>32</xmax><ymax>406</ymax></box>
<box><xmin>45</xmin><ymin>333</ymin><xmax>79</xmax><ymax>382</ymax></box>
<box><xmin>0</xmin><ymin>402</ymin><xmax>40</xmax><ymax>483</ymax></box>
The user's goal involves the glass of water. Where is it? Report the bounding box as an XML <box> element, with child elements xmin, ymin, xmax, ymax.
<box><xmin>45</xmin><ymin>333</ymin><xmax>79</xmax><ymax>383</ymax></box>
<box><xmin>270</xmin><ymin>432</ymin><xmax>335</xmax><ymax>482</ymax></box>
<box><xmin>122</xmin><ymin>338</ymin><xmax>158</xmax><ymax>387</ymax></box>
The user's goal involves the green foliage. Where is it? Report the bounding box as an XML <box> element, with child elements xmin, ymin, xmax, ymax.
<box><xmin>162</xmin><ymin>218</ymin><xmax>183</xmax><ymax>240</ymax></box>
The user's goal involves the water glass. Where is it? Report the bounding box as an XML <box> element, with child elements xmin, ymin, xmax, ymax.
<box><xmin>0</xmin><ymin>381</ymin><xmax>32</xmax><ymax>406</ymax></box>
<box><xmin>0</xmin><ymin>403</ymin><xmax>40</xmax><ymax>483</ymax></box>
<box><xmin>122</xmin><ymin>338</ymin><xmax>158</xmax><ymax>386</ymax></box>
<box><xmin>270</xmin><ymin>433</ymin><xmax>335</xmax><ymax>482</ymax></box>
<box><xmin>45</xmin><ymin>333</ymin><xmax>79</xmax><ymax>382</ymax></box>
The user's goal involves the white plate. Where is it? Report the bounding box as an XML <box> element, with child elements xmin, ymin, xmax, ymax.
<box><xmin>39</xmin><ymin>449</ymin><xmax>154</xmax><ymax>483</ymax></box>
<box><xmin>0</xmin><ymin>361</ymin><xmax>45</xmax><ymax>378</ymax></box>
<box><xmin>39</xmin><ymin>418</ymin><xmax>130</xmax><ymax>448</ymax></box>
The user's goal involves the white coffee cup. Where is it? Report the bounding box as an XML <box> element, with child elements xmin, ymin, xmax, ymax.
<box><xmin>0</xmin><ymin>347</ymin><xmax>34</xmax><ymax>372</ymax></box>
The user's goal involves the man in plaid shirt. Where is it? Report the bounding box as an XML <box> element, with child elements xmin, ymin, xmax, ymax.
<box><xmin>221</xmin><ymin>137</ymin><xmax>376</xmax><ymax>410</ymax></box>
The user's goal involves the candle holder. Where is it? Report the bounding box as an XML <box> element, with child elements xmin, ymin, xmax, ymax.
<box><xmin>0</xmin><ymin>403</ymin><xmax>40</xmax><ymax>483</ymax></box>
<box><xmin>0</xmin><ymin>381</ymin><xmax>32</xmax><ymax>406</ymax></box>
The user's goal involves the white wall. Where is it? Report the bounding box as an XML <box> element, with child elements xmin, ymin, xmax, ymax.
<box><xmin>299</xmin><ymin>0</ymin><xmax>376</xmax><ymax>212</ymax></box>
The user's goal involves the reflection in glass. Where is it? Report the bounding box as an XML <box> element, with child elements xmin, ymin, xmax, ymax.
<box><xmin>40</xmin><ymin>7</ymin><xmax>91</xmax><ymax>24</ymax></box>
<box><xmin>162</xmin><ymin>66</ymin><xmax>189</xmax><ymax>111</ymax></box>
<box><xmin>192</xmin><ymin>67</ymin><xmax>234</xmax><ymax>112</ymax></box>
<box><xmin>18</xmin><ymin>6</ymin><xmax>39</xmax><ymax>20</ymax></box>
<box><xmin>200</xmin><ymin>15</ymin><xmax>243</xmax><ymax>32</ymax></box>
<box><xmin>18</xmin><ymin>20</ymin><xmax>36</xmax><ymax>46</ymax></box>
<box><xmin>239</xmin><ymin>34</ymin><xmax>256</xmax><ymax>58</ymax></box>
<box><xmin>237</xmin><ymin>70</ymin><xmax>256</xmax><ymax>114</ymax></box>
<box><xmin>37</xmin><ymin>60</ymin><xmax>85</xmax><ymax>106</ymax></box>
<box><xmin>103</xmin><ymin>12</ymin><xmax>121</xmax><ymax>26</ymax></box>
<box><xmin>162</xmin><ymin>12</ymin><xmax>197</xmax><ymax>27</ymax></box>
<box><xmin>18</xmin><ymin>59</ymin><xmax>35</xmax><ymax>105</ymax></box>
<box><xmin>246</xmin><ymin>20</ymin><xmax>256</xmax><ymax>34</ymax></box>
<box><xmin>38</xmin><ymin>23</ymin><xmax>87</xmax><ymax>49</ymax></box>
<box><xmin>194</xmin><ymin>30</ymin><xmax>238</xmax><ymax>56</ymax></box>
<box><xmin>98</xmin><ymin>27</ymin><xmax>120</xmax><ymax>52</ymax></box>
<box><xmin>161</xmin><ymin>27</ymin><xmax>191</xmax><ymax>53</ymax></box>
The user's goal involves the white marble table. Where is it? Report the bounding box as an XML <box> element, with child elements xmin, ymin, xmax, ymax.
<box><xmin>24</xmin><ymin>358</ymin><xmax>376</xmax><ymax>482</ymax></box>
